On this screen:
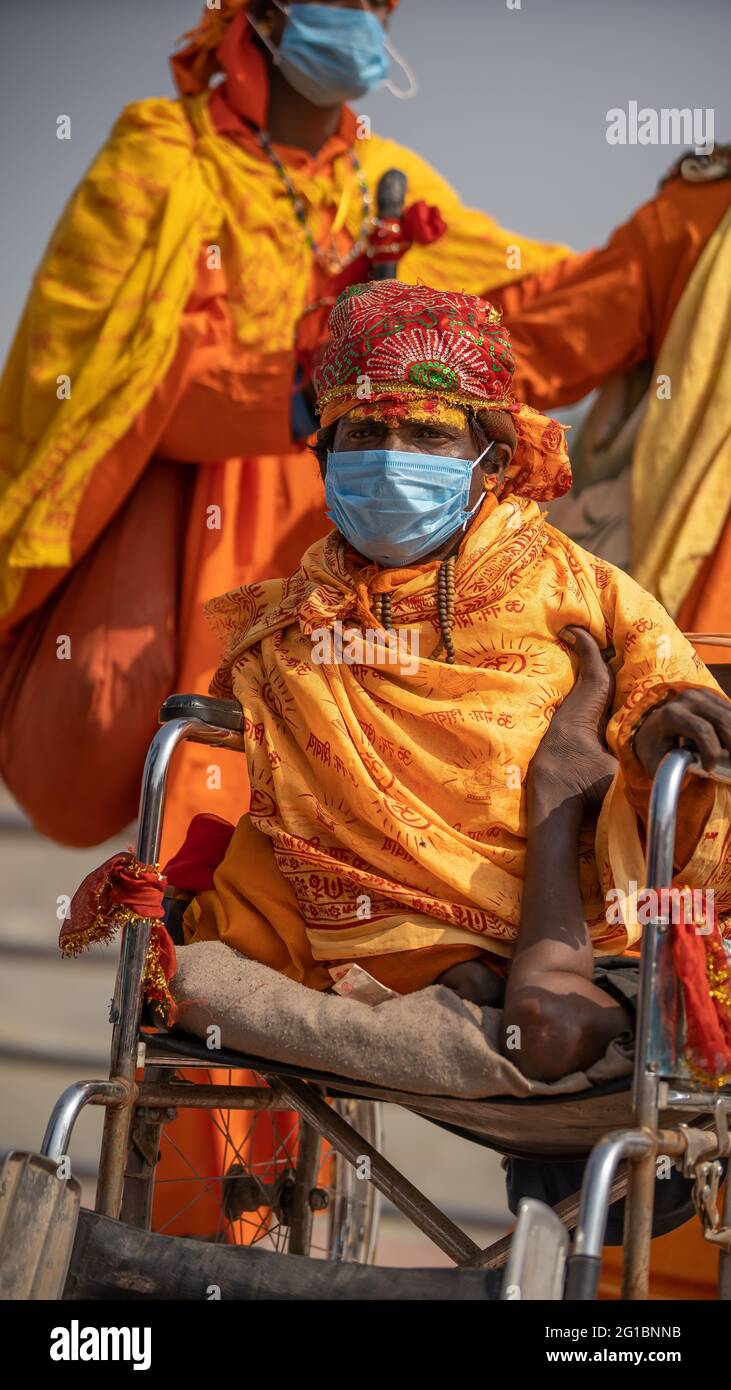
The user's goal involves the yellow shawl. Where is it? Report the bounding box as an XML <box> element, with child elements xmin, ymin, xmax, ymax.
<box><xmin>0</xmin><ymin>94</ymin><xmax>570</xmax><ymax>616</ymax></box>
<box><xmin>631</xmin><ymin>203</ymin><xmax>731</xmax><ymax>616</ymax></box>
<box><xmin>196</xmin><ymin>495</ymin><xmax>731</xmax><ymax>972</ymax></box>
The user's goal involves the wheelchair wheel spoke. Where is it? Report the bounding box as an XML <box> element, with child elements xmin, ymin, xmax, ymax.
<box><xmin>127</xmin><ymin>1081</ymin><xmax>381</xmax><ymax>1261</ymax></box>
<box><xmin>154</xmin><ymin>1184</ymin><xmax>215</xmax><ymax>1238</ymax></box>
<box><xmin>153</xmin><ymin>1131</ymin><xmax>227</xmax><ymax>1237</ymax></box>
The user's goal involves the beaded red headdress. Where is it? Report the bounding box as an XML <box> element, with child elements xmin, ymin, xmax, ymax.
<box><xmin>314</xmin><ymin>281</ymin><xmax>573</xmax><ymax>502</ymax></box>
<box><xmin>315</xmin><ymin>280</ymin><xmax>515</xmax><ymax>422</ymax></box>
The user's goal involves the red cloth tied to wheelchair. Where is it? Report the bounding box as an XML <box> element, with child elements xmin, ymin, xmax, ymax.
<box><xmin>59</xmin><ymin>852</ymin><xmax>177</xmax><ymax>1020</ymax></box>
<box><xmin>60</xmin><ymin>853</ymin><xmax>167</xmax><ymax>956</ymax></box>
<box><xmin>59</xmin><ymin>814</ymin><xmax>235</xmax><ymax>1023</ymax></box>
<box><xmin>670</xmin><ymin>897</ymin><xmax>731</xmax><ymax>1080</ymax></box>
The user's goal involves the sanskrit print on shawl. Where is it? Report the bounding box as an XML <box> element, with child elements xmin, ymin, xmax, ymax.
<box><xmin>206</xmin><ymin>492</ymin><xmax>731</xmax><ymax>968</ymax></box>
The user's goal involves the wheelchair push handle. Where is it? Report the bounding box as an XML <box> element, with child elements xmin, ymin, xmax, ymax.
<box><xmin>135</xmin><ymin>695</ymin><xmax>244</xmax><ymax>868</ymax></box>
<box><xmin>158</xmin><ymin>693</ymin><xmax>243</xmax><ymax>733</ymax></box>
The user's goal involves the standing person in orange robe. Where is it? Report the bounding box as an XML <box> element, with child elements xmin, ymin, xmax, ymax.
<box><xmin>491</xmin><ymin>148</ymin><xmax>731</xmax><ymax>669</ymax></box>
<box><xmin>0</xmin><ymin>0</ymin><xmax>571</xmax><ymax>857</ymax></box>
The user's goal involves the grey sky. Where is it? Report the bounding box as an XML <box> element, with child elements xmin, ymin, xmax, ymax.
<box><xmin>1</xmin><ymin>0</ymin><xmax>728</xmax><ymax>357</ymax></box>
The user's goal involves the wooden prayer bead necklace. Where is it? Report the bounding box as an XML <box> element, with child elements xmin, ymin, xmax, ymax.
<box><xmin>373</xmin><ymin>556</ymin><xmax>456</xmax><ymax>664</ymax></box>
<box><xmin>433</xmin><ymin>555</ymin><xmax>456</xmax><ymax>663</ymax></box>
<box><xmin>373</xmin><ymin>592</ymin><xmax>393</xmax><ymax>629</ymax></box>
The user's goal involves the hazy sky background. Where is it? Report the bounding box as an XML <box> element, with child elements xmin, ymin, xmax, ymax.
<box><xmin>0</xmin><ymin>0</ymin><xmax>729</xmax><ymax>356</ymax></box>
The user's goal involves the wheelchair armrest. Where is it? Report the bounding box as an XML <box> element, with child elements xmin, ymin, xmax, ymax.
<box><xmin>159</xmin><ymin>694</ymin><xmax>243</xmax><ymax>733</ymax></box>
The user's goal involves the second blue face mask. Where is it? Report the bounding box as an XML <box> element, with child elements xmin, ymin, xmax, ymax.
<box><xmin>263</xmin><ymin>3</ymin><xmax>390</xmax><ymax>107</ymax></box>
<box><xmin>325</xmin><ymin>445</ymin><xmax>495</xmax><ymax>568</ymax></box>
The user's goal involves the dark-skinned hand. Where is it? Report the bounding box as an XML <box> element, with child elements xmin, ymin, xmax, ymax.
<box><xmin>633</xmin><ymin>686</ymin><xmax>731</xmax><ymax>778</ymax></box>
<box><xmin>529</xmin><ymin>625</ymin><xmax>618</xmax><ymax>814</ymax></box>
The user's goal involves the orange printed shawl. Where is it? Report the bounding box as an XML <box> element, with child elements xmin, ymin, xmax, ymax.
<box><xmin>200</xmin><ymin>494</ymin><xmax>731</xmax><ymax>969</ymax></box>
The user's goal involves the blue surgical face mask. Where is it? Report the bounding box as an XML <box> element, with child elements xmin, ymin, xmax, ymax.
<box><xmin>251</xmin><ymin>2</ymin><xmax>390</xmax><ymax>107</ymax></box>
<box><xmin>325</xmin><ymin>444</ymin><xmax>496</xmax><ymax>568</ymax></box>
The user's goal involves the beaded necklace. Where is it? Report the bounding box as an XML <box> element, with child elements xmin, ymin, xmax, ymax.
<box><xmin>373</xmin><ymin>556</ymin><xmax>457</xmax><ymax>664</ymax></box>
<box><xmin>257</xmin><ymin>130</ymin><xmax>373</xmax><ymax>276</ymax></box>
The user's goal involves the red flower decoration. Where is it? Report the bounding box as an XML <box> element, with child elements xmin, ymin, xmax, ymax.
<box><xmin>401</xmin><ymin>200</ymin><xmax>448</xmax><ymax>246</ymax></box>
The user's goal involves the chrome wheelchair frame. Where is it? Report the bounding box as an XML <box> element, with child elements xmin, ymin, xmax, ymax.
<box><xmin>566</xmin><ymin>747</ymin><xmax>731</xmax><ymax>1299</ymax></box>
<box><xmin>36</xmin><ymin>695</ymin><xmax>731</xmax><ymax>1299</ymax></box>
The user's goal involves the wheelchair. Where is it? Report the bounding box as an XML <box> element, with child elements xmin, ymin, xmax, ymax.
<box><xmin>3</xmin><ymin>692</ymin><xmax>731</xmax><ymax>1302</ymax></box>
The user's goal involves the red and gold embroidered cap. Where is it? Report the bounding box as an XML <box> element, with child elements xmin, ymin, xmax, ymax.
<box><xmin>314</xmin><ymin>280</ymin><xmax>573</xmax><ymax>502</ymax></box>
<box><xmin>315</xmin><ymin>280</ymin><xmax>515</xmax><ymax>422</ymax></box>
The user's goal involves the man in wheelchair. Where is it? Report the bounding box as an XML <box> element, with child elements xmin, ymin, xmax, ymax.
<box><xmin>176</xmin><ymin>278</ymin><xmax>731</xmax><ymax>1104</ymax></box>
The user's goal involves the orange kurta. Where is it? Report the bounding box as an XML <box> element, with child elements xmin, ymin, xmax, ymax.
<box><xmin>495</xmin><ymin>184</ymin><xmax>731</xmax><ymax>1292</ymax></box>
<box><xmin>497</xmin><ymin>176</ymin><xmax>731</xmax><ymax>1289</ymax></box>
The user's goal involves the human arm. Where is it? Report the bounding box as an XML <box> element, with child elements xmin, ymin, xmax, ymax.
<box><xmin>501</xmin><ymin>628</ymin><xmax>631</xmax><ymax>1082</ymax></box>
<box><xmin>490</xmin><ymin>176</ymin><xmax>731</xmax><ymax>412</ymax></box>
<box><xmin>489</xmin><ymin>217</ymin><xmax>653</xmax><ymax>410</ymax></box>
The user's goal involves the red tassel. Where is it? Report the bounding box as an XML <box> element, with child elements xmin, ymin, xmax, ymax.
<box><xmin>670</xmin><ymin>893</ymin><xmax>731</xmax><ymax>1080</ymax></box>
<box><xmin>142</xmin><ymin>922</ymin><xmax>179</xmax><ymax>1027</ymax></box>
